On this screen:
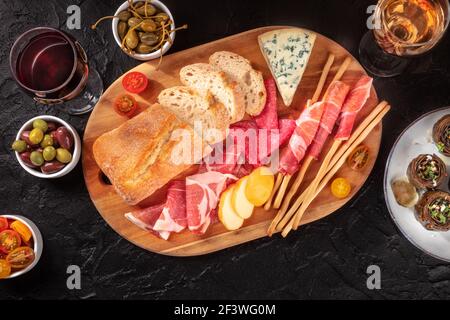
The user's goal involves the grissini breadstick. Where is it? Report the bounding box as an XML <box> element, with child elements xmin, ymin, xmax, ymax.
<box><xmin>282</xmin><ymin>103</ymin><xmax>390</xmax><ymax>237</ymax></box>
<box><xmin>276</xmin><ymin>100</ymin><xmax>389</xmax><ymax>232</ymax></box>
<box><xmin>268</xmin><ymin>56</ymin><xmax>351</xmax><ymax>233</ymax></box>
<box><xmin>264</xmin><ymin>54</ymin><xmax>335</xmax><ymax>212</ymax></box>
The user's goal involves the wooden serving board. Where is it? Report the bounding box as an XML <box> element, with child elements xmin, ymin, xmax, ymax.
<box><xmin>82</xmin><ymin>26</ymin><xmax>381</xmax><ymax>256</ymax></box>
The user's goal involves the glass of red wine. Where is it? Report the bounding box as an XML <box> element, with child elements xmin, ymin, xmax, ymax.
<box><xmin>9</xmin><ymin>27</ymin><xmax>103</xmax><ymax>115</ymax></box>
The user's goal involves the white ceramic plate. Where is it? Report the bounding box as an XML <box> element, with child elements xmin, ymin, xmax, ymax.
<box><xmin>384</xmin><ymin>107</ymin><xmax>450</xmax><ymax>262</ymax></box>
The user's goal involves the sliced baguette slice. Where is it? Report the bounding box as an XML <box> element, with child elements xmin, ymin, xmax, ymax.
<box><xmin>158</xmin><ymin>86</ymin><xmax>229</xmax><ymax>145</ymax></box>
<box><xmin>258</xmin><ymin>28</ymin><xmax>316</xmax><ymax>107</ymax></box>
<box><xmin>179</xmin><ymin>63</ymin><xmax>245</xmax><ymax>123</ymax></box>
<box><xmin>209</xmin><ymin>51</ymin><xmax>266</xmax><ymax>116</ymax></box>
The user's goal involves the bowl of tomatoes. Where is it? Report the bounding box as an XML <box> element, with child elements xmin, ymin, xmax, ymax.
<box><xmin>0</xmin><ymin>215</ymin><xmax>43</xmax><ymax>279</ymax></box>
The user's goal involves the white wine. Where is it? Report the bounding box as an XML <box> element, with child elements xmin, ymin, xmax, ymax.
<box><xmin>374</xmin><ymin>0</ymin><xmax>448</xmax><ymax>56</ymax></box>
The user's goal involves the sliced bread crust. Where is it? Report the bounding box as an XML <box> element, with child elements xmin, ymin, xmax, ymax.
<box><xmin>179</xmin><ymin>63</ymin><xmax>245</xmax><ymax>123</ymax></box>
<box><xmin>158</xmin><ymin>86</ymin><xmax>229</xmax><ymax>145</ymax></box>
<box><xmin>209</xmin><ymin>51</ymin><xmax>266</xmax><ymax>116</ymax></box>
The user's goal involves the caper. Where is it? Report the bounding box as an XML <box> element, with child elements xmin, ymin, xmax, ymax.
<box><xmin>134</xmin><ymin>1</ymin><xmax>145</xmax><ymax>8</ymax></box>
<box><xmin>135</xmin><ymin>43</ymin><xmax>153</xmax><ymax>54</ymax></box>
<box><xmin>12</xmin><ymin>140</ymin><xmax>27</xmax><ymax>153</ymax></box>
<box><xmin>40</xmin><ymin>134</ymin><xmax>54</xmax><ymax>148</ymax></box>
<box><xmin>139</xmin><ymin>32</ymin><xmax>159</xmax><ymax>45</ymax></box>
<box><xmin>118</xmin><ymin>10</ymin><xmax>131</xmax><ymax>22</ymax></box>
<box><xmin>43</xmin><ymin>146</ymin><xmax>56</xmax><ymax>161</ymax></box>
<box><xmin>127</xmin><ymin>17</ymin><xmax>142</xmax><ymax>29</ymax></box>
<box><xmin>29</xmin><ymin>128</ymin><xmax>44</xmax><ymax>145</ymax></box>
<box><xmin>140</xmin><ymin>19</ymin><xmax>157</xmax><ymax>32</ymax></box>
<box><xmin>125</xmin><ymin>29</ymin><xmax>139</xmax><ymax>49</ymax></box>
<box><xmin>136</xmin><ymin>4</ymin><xmax>157</xmax><ymax>16</ymax></box>
<box><xmin>33</xmin><ymin>119</ymin><xmax>48</xmax><ymax>132</ymax></box>
<box><xmin>30</xmin><ymin>151</ymin><xmax>44</xmax><ymax>166</ymax></box>
<box><xmin>118</xmin><ymin>21</ymin><xmax>128</xmax><ymax>40</ymax></box>
<box><xmin>153</xmin><ymin>12</ymin><xmax>169</xmax><ymax>23</ymax></box>
<box><xmin>56</xmin><ymin>148</ymin><xmax>72</xmax><ymax>164</ymax></box>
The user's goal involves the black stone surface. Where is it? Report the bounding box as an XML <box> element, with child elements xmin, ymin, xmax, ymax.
<box><xmin>1</xmin><ymin>0</ymin><xmax>449</xmax><ymax>300</ymax></box>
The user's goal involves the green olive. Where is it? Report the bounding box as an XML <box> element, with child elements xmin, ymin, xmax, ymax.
<box><xmin>56</xmin><ymin>148</ymin><xmax>72</xmax><ymax>164</ymax></box>
<box><xmin>33</xmin><ymin>119</ymin><xmax>48</xmax><ymax>132</ymax></box>
<box><xmin>12</xmin><ymin>140</ymin><xmax>27</xmax><ymax>153</ymax></box>
<box><xmin>139</xmin><ymin>32</ymin><xmax>159</xmax><ymax>45</ymax></box>
<box><xmin>136</xmin><ymin>4</ymin><xmax>157</xmax><ymax>16</ymax></box>
<box><xmin>118</xmin><ymin>21</ymin><xmax>128</xmax><ymax>40</ymax></box>
<box><xmin>118</xmin><ymin>10</ymin><xmax>131</xmax><ymax>22</ymax></box>
<box><xmin>125</xmin><ymin>29</ymin><xmax>139</xmax><ymax>49</ymax></box>
<box><xmin>127</xmin><ymin>17</ymin><xmax>142</xmax><ymax>29</ymax></box>
<box><xmin>40</xmin><ymin>134</ymin><xmax>54</xmax><ymax>148</ymax></box>
<box><xmin>140</xmin><ymin>19</ymin><xmax>157</xmax><ymax>32</ymax></box>
<box><xmin>43</xmin><ymin>146</ymin><xmax>56</xmax><ymax>161</ymax></box>
<box><xmin>135</xmin><ymin>43</ymin><xmax>153</xmax><ymax>54</ymax></box>
<box><xmin>29</xmin><ymin>128</ymin><xmax>44</xmax><ymax>145</ymax></box>
<box><xmin>30</xmin><ymin>151</ymin><xmax>44</xmax><ymax>166</ymax></box>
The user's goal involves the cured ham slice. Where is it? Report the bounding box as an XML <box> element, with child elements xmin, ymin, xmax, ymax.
<box><xmin>228</xmin><ymin>118</ymin><xmax>295</xmax><ymax>166</ymax></box>
<box><xmin>186</xmin><ymin>171</ymin><xmax>236</xmax><ymax>233</ymax></box>
<box><xmin>125</xmin><ymin>203</ymin><xmax>171</xmax><ymax>240</ymax></box>
<box><xmin>254</xmin><ymin>78</ymin><xmax>278</xmax><ymax>130</ymax></box>
<box><xmin>125</xmin><ymin>180</ymin><xmax>186</xmax><ymax>240</ymax></box>
<box><xmin>309</xmin><ymin>81</ymin><xmax>350</xmax><ymax>160</ymax></box>
<box><xmin>335</xmin><ymin>76</ymin><xmax>373</xmax><ymax>141</ymax></box>
<box><xmin>278</xmin><ymin>101</ymin><xmax>325</xmax><ymax>175</ymax></box>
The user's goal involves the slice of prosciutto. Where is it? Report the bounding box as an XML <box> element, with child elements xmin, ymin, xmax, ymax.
<box><xmin>308</xmin><ymin>81</ymin><xmax>350</xmax><ymax>160</ymax></box>
<box><xmin>335</xmin><ymin>76</ymin><xmax>373</xmax><ymax>141</ymax></box>
<box><xmin>124</xmin><ymin>180</ymin><xmax>186</xmax><ymax>240</ymax></box>
<box><xmin>186</xmin><ymin>171</ymin><xmax>236</xmax><ymax>233</ymax></box>
<box><xmin>278</xmin><ymin>101</ymin><xmax>325</xmax><ymax>175</ymax></box>
<box><xmin>228</xmin><ymin>118</ymin><xmax>295</xmax><ymax>167</ymax></box>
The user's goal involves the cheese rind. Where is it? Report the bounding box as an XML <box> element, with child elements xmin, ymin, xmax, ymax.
<box><xmin>258</xmin><ymin>28</ymin><xmax>316</xmax><ymax>107</ymax></box>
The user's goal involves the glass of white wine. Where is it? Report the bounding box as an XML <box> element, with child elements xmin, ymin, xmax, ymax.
<box><xmin>359</xmin><ymin>0</ymin><xmax>449</xmax><ymax>77</ymax></box>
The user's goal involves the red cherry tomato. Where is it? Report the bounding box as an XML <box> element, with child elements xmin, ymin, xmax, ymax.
<box><xmin>347</xmin><ymin>145</ymin><xmax>370</xmax><ymax>171</ymax></box>
<box><xmin>114</xmin><ymin>94</ymin><xmax>139</xmax><ymax>118</ymax></box>
<box><xmin>0</xmin><ymin>230</ymin><xmax>21</xmax><ymax>254</ymax></box>
<box><xmin>122</xmin><ymin>72</ymin><xmax>148</xmax><ymax>94</ymax></box>
<box><xmin>0</xmin><ymin>218</ymin><xmax>8</xmax><ymax>232</ymax></box>
<box><xmin>6</xmin><ymin>247</ymin><xmax>35</xmax><ymax>269</ymax></box>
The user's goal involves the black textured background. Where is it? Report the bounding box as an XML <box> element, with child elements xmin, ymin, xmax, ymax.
<box><xmin>1</xmin><ymin>0</ymin><xmax>450</xmax><ymax>300</ymax></box>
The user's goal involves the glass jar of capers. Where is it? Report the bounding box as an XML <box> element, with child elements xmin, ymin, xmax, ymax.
<box><xmin>13</xmin><ymin>119</ymin><xmax>74</xmax><ymax>175</ymax></box>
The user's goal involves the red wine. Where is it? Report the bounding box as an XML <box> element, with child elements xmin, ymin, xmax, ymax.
<box><xmin>16</xmin><ymin>32</ymin><xmax>75</xmax><ymax>91</ymax></box>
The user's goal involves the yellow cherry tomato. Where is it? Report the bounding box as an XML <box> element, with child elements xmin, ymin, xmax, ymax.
<box><xmin>331</xmin><ymin>177</ymin><xmax>351</xmax><ymax>199</ymax></box>
<box><xmin>10</xmin><ymin>220</ymin><xmax>32</xmax><ymax>243</ymax></box>
<box><xmin>0</xmin><ymin>259</ymin><xmax>11</xmax><ymax>279</ymax></box>
<box><xmin>245</xmin><ymin>167</ymin><xmax>275</xmax><ymax>206</ymax></box>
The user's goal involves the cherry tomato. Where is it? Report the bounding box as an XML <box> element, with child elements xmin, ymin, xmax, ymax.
<box><xmin>114</xmin><ymin>94</ymin><xmax>138</xmax><ymax>117</ymax></box>
<box><xmin>6</xmin><ymin>247</ymin><xmax>35</xmax><ymax>269</ymax></box>
<box><xmin>0</xmin><ymin>230</ymin><xmax>21</xmax><ymax>254</ymax></box>
<box><xmin>347</xmin><ymin>145</ymin><xmax>370</xmax><ymax>170</ymax></box>
<box><xmin>10</xmin><ymin>220</ymin><xmax>32</xmax><ymax>243</ymax></box>
<box><xmin>0</xmin><ymin>218</ymin><xmax>8</xmax><ymax>232</ymax></box>
<box><xmin>0</xmin><ymin>259</ymin><xmax>11</xmax><ymax>279</ymax></box>
<box><xmin>122</xmin><ymin>71</ymin><xmax>148</xmax><ymax>94</ymax></box>
<box><xmin>331</xmin><ymin>177</ymin><xmax>352</xmax><ymax>199</ymax></box>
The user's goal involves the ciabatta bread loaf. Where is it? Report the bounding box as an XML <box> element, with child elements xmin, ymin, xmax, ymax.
<box><xmin>209</xmin><ymin>51</ymin><xmax>266</xmax><ymax>116</ymax></box>
<box><xmin>93</xmin><ymin>104</ymin><xmax>211</xmax><ymax>205</ymax></box>
<box><xmin>179</xmin><ymin>63</ymin><xmax>245</xmax><ymax>123</ymax></box>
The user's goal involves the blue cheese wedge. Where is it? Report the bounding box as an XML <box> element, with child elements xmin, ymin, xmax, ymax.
<box><xmin>258</xmin><ymin>28</ymin><xmax>316</xmax><ymax>107</ymax></box>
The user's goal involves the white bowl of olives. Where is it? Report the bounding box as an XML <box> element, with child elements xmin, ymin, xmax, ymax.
<box><xmin>12</xmin><ymin>116</ymin><xmax>81</xmax><ymax>179</ymax></box>
<box><xmin>111</xmin><ymin>0</ymin><xmax>176</xmax><ymax>61</ymax></box>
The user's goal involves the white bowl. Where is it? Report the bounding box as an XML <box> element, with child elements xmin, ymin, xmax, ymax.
<box><xmin>15</xmin><ymin>115</ymin><xmax>81</xmax><ymax>179</ymax></box>
<box><xmin>1</xmin><ymin>215</ymin><xmax>43</xmax><ymax>279</ymax></box>
<box><xmin>112</xmin><ymin>0</ymin><xmax>176</xmax><ymax>61</ymax></box>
